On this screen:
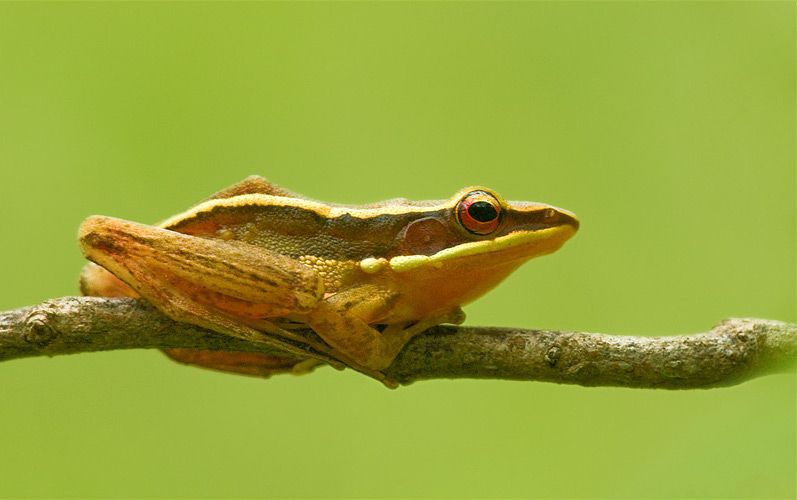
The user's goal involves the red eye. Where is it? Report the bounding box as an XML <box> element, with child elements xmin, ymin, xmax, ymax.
<box><xmin>457</xmin><ymin>191</ymin><xmax>501</xmax><ymax>235</ymax></box>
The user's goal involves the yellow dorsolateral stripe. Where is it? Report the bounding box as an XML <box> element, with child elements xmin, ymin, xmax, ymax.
<box><xmin>159</xmin><ymin>194</ymin><xmax>456</xmax><ymax>227</ymax></box>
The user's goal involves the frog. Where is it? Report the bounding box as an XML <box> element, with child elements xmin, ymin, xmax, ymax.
<box><xmin>79</xmin><ymin>176</ymin><xmax>578</xmax><ymax>385</ymax></box>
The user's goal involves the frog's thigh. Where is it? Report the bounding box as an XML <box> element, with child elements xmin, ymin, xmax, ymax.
<box><xmin>162</xmin><ymin>349</ymin><xmax>321</xmax><ymax>378</ymax></box>
<box><xmin>304</xmin><ymin>285</ymin><xmax>412</xmax><ymax>371</ymax></box>
<box><xmin>95</xmin><ymin>249</ymin><xmax>322</xmax><ymax>361</ymax></box>
<box><xmin>81</xmin><ymin>217</ymin><xmax>323</xmax><ymax>315</ymax></box>
<box><xmin>81</xmin><ymin>218</ymin><xmax>329</xmax><ymax>359</ymax></box>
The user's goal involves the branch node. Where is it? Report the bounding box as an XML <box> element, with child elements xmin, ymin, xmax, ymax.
<box><xmin>544</xmin><ymin>345</ymin><xmax>561</xmax><ymax>366</ymax></box>
<box><xmin>22</xmin><ymin>307</ymin><xmax>58</xmax><ymax>349</ymax></box>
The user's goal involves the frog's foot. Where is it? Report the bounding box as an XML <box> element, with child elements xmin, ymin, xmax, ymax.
<box><xmin>290</xmin><ymin>358</ymin><xmax>327</xmax><ymax>374</ymax></box>
<box><xmin>382</xmin><ymin>307</ymin><xmax>465</xmax><ymax>345</ymax></box>
<box><xmin>443</xmin><ymin>307</ymin><xmax>466</xmax><ymax>325</ymax></box>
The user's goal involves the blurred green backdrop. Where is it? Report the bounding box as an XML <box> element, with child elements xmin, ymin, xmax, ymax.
<box><xmin>0</xmin><ymin>2</ymin><xmax>794</xmax><ymax>499</ymax></box>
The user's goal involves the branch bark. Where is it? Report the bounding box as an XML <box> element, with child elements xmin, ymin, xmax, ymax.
<box><xmin>1</xmin><ymin>296</ymin><xmax>794</xmax><ymax>388</ymax></box>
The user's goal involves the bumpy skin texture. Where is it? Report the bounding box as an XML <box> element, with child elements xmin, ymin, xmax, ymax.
<box><xmin>79</xmin><ymin>176</ymin><xmax>578</xmax><ymax>381</ymax></box>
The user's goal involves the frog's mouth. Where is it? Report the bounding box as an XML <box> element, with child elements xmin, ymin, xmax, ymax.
<box><xmin>388</xmin><ymin>221</ymin><xmax>578</xmax><ymax>273</ymax></box>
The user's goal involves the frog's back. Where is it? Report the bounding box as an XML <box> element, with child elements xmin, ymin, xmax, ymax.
<box><xmin>161</xmin><ymin>193</ymin><xmax>446</xmax><ymax>262</ymax></box>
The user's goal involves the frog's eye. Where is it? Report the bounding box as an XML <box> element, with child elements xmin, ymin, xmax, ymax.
<box><xmin>456</xmin><ymin>190</ymin><xmax>502</xmax><ymax>235</ymax></box>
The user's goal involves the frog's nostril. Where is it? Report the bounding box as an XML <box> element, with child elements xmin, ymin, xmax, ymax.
<box><xmin>539</xmin><ymin>208</ymin><xmax>578</xmax><ymax>231</ymax></box>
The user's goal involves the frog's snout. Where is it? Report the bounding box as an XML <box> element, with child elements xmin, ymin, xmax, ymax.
<box><xmin>555</xmin><ymin>208</ymin><xmax>579</xmax><ymax>231</ymax></box>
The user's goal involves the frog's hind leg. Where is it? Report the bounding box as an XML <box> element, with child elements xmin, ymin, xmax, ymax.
<box><xmin>79</xmin><ymin>216</ymin><xmax>339</xmax><ymax>364</ymax></box>
<box><xmin>162</xmin><ymin>349</ymin><xmax>323</xmax><ymax>378</ymax></box>
<box><xmin>78</xmin><ymin>260</ymin><xmax>328</xmax><ymax>377</ymax></box>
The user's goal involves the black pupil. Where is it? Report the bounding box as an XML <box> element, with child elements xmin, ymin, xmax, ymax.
<box><xmin>468</xmin><ymin>201</ymin><xmax>498</xmax><ymax>222</ymax></box>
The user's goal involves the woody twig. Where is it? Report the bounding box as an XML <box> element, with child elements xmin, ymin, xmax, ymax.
<box><xmin>1</xmin><ymin>296</ymin><xmax>794</xmax><ymax>388</ymax></box>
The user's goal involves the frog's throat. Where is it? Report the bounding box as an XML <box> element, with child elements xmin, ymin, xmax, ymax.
<box><xmin>386</xmin><ymin>225</ymin><xmax>575</xmax><ymax>273</ymax></box>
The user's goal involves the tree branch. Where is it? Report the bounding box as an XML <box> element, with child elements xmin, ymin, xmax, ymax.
<box><xmin>1</xmin><ymin>296</ymin><xmax>794</xmax><ymax>388</ymax></box>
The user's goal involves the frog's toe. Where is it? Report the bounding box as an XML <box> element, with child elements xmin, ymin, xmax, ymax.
<box><xmin>445</xmin><ymin>307</ymin><xmax>466</xmax><ymax>325</ymax></box>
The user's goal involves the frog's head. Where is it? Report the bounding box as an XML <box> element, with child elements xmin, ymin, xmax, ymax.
<box><xmin>386</xmin><ymin>186</ymin><xmax>579</xmax><ymax>273</ymax></box>
<box><xmin>367</xmin><ymin>187</ymin><xmax>578</xmax><ymax>313</ymax></box>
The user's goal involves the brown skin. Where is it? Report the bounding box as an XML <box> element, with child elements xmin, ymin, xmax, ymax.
<box><xmin>79</xmin><ymin>176</ymin><xmax>578</xmax><ymax>384</ymax></box>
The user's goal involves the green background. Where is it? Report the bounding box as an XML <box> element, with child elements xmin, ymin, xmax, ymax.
<box><xmin>0</xmin><ymin>2</ymin><xmax>794</xmax><ymax>498</ymax></box>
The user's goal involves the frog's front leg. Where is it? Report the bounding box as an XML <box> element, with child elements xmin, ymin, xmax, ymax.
<box><xmin>78</xmin><ymin>216</ymin><xmax>337</xmax><ymax>363</ymax></box>
<box><xmin>304</xmin><ymin>285</ymin><xmax>464</xmax><ymax>373</ymax></box>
